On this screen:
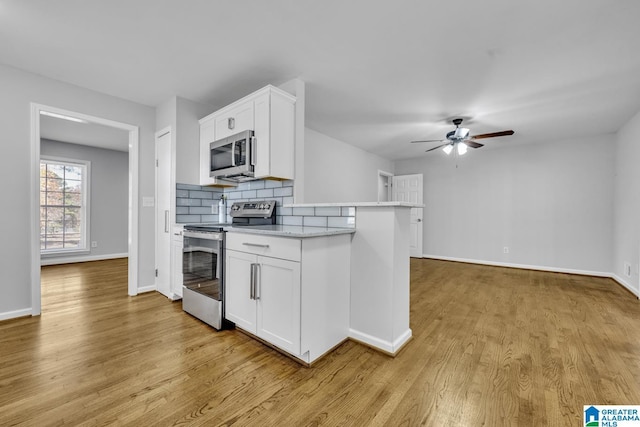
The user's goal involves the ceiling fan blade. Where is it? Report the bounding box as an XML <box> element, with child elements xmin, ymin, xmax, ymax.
<box><xmin>464</xmin><ymin>140</ymin><xmax>484</xmax><ymax>149</ymax></box>
<box><xmin>425</xmin><ymin>143</ymin><xmax>450</xmax><ymax>152</ymax></box>
<box><xmin>470</xmin><ymin>130</ymin><xmax>514</xmax><ymax>140</ymax></box>
<box><xmin>411</xmin><ymin>139</ymin><xmax>444</xmax><ymax>143</ymax></box>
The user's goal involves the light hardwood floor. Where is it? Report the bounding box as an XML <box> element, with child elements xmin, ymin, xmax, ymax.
<box><xmin>1</xmin><ymin>258</ymin><xmax>639</xmax><ymax>426</ymax></box>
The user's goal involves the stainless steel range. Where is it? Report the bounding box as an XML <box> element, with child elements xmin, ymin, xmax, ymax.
<box><xmin>182</xmin><ymin>226</ymin><xmax>225</xmax><ymax>329</ymax></box>
<box><xmin>181</xmin><ymin>200</ymin><xmax>276</xmax><ymax>329</ymax></box>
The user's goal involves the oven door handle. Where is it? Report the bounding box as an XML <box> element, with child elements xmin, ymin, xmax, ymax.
<box><xmin>242</xmin><ymin>242</ymin><xmax>270</xmax><ymax>248</ymax></box>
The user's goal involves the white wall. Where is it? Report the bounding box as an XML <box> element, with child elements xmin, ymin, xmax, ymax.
<box><xmin>304</xmin><ymin>127</ymin><xmax>394</xmax><ymax>203</ymax></box>
<box><xmin>613</xmin><ymin>110</ymin><xmax>640</xmax><ymax>295</ymax></box>
<box><xmin>40</xmin><ymin>139</ymin><xmax>128</xmax><ymax>261</ymax></box>
<box><xmin>394</xmin><ymin>135</ymin><xmax>615</xmax><ymax>274</ymax></box>
<box><xmin>0</xmin><ymin>64</ymin><xmax>156</xmax><ymax>317</ymax></box>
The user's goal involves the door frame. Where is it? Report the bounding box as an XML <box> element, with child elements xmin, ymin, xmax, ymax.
<box><xmin>392</xmin><ymin>173</ymin><xmax>424</xmax><ymax>258</ymax></box>
<box><xmin>154</xmin><ymin>126</ymin><xmax>173</xmax><ymax>298</ymax></box>
<box><xmin>30</xmin><ymin>103</ymin><xmax>140</xmax><ymax>315</ymax></box>
<box><xmin>378</xmin><ymin>170</ymin><xmax>394</xmax><ymax>202</ymax></box>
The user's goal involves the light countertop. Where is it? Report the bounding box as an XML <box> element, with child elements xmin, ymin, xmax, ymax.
<box><xmin>225</xmin><ymin>224</ymin><xmax>355</xmax><ymax>238</ymax></box>
<box><xmin>284</xmin><ymin>201</ymin><xmax>423</xmax><ymax>208</ymax></box>
<box><xmin>181</xmin><ymin>223</ymin><xmax>355</xmax><ymax>238</ymax></box>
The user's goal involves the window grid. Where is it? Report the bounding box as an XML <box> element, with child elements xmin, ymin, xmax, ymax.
<box><xmin>40</xmin><ymin>158</ymin><xmax>88</xmax><ymax>253</ymax></box>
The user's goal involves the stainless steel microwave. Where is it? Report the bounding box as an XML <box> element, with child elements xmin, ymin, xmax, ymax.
<box><xmin>209</xmin><ymin>130</ymin><xmax>255</xmax><ymax>181</ymax></box>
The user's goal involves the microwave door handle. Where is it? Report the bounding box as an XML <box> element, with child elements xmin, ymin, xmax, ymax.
<box><xmin>231</xmin><ymin>140</ymin><xmax>236</xmax><ymax>167</ymax></box>
<box><xmin>250</xmin><ymin>136</ymin><xmax>256</xmax><ymax>166</ymax></box>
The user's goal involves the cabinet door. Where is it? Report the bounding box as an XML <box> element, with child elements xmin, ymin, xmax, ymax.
<box><xmin>225</xmin><ymin>249</ymin><xmax>257</xmax><ymax>333</ymax></box>
<box><xmin>256</xmin><ymin>256</ymin><xmax>301</xmax><ymax>355</ymax></box>
<box><xmin>214</xmin><ymin>102</ymin><xmax>254</xmax><ymax>140</ymax></box>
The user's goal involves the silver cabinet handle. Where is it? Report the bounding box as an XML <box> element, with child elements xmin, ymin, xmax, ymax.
<box><xmin>254</xmin><ymin>264</ymin><xmax>260</xmax><ymax>300</ymax></box>
<box><xmin>250</xmin><ymin>263</ymin><xmax>256</xmax><ymax>300</ymax></box>
<box><xmin>164</xmin><ymin>210</ymin><xmax>169</xmax><ymax>233</ymax></box>
<box><xmin>242</xmin><ymin>242</ymin><xmax>270</xmax><ymax>248</ymax></box>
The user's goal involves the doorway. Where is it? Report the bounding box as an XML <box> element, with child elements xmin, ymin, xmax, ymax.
<box><xmin>30</xmin><ymin>104</ymin><xmax>140</xmax><ymax>315</ymax></box>
<box><xmin>378</xmin><ymin>170</ymin><xmax>394</xmax><ymax>202</ymax></box>
<box><xmin>392</xmin><ymin>174</ymin><xmax>424</xmax><ymax>258</ymax></box>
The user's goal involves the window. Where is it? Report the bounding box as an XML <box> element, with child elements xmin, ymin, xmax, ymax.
<box><xmin>40</xmin><ymin>157</ymin><xmax>90</xmax><ymax>253</ymax></box>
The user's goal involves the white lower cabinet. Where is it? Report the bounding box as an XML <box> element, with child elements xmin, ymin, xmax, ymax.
<box><xmin>226</xmin><ymin>249</ymin><xmax>301</xmax><ymax>355</ymax></box>
<box><xmin>225</xmin><ymin>232</ymin><xmax>351</xmax><ymax>364</ymax></box>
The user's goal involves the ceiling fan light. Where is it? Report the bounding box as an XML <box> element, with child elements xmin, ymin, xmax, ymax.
<box><xmin>457</xmin><ymin>143</ymin><xmax>468</xmax><ymax>155</ymax></box>
<box><xmin>442</xmin><ymin>144</ymin><xmax>453</xmax><ymax>155</ymax></box>
<box><xmin>454</xmin><ymin>127</ymin><xmax>470</xmax><ymax>139</ymax></box>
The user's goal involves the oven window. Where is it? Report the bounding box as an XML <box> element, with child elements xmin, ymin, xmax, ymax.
<box><xmin>183</xmin><ymin>237</ymin><xmax>223</xmax><ymax>301</ymax></box>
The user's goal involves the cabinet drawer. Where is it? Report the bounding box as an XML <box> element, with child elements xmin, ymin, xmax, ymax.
<box><xmin>226</xmin><ymin>233</ymin><xmax>301</xmax><ymax>262</ymax></box>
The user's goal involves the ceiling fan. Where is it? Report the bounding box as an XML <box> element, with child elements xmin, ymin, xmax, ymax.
<box><xmin>411</xmin><ymin>118</ymin><xmax>514</xmax><ymax>155</ymax></box>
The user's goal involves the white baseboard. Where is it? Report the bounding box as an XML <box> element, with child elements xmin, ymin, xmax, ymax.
<box><xmin>41</xmin><ymin>253</ymin><xmax>128</xmax><ymax>266</ymax></box>
<box><xmin>0</xmin><ymin>308</ymin><xmax>32</xmax><ymax>322</ymax></box>
<box><xmin>611</xmin><ymin>274</ymin><xmax>640</xmax><ymax>298</ymax></box>
<box><xmin>424</xmin><ymin>254</ymin><xmax>611</xmax><ymax>278</ymax></box>
<box><xmin>349</xmin><ymin>328</ymin><xmax>412</xmax><ymax>355</ymax></box>
<box><xmin>424</xmin><ymin>254</ymin><xmax>639</xmax><ymax>298</ymax></box>
<box><xmin>136</xmin><ymin>285</ymin><xmax>157</xmax><ymax>294</ymax></box>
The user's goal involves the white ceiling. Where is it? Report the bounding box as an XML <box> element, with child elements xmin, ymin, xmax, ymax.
<box><xmin>2</xmin><ymin>0</ymin><xmax>640</xmax><ymax>160</ymax></box>
<box><xmin>40</xmin><ymin>115</ymin><xmax>130</xmax><ymax>152</ymax></box>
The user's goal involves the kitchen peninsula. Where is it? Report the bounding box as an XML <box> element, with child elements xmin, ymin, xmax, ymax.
<box><xmin>284</xmin><ymin>201</ymin><xmax>419</xmax><ymax>356</ymax></box>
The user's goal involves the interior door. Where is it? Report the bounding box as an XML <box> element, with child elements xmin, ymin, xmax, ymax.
<box><xmin>393</xmin><ymin>174</ymin><xmax>424</xmax><ymax>258</ymax></box>
<box><xmin>156</xmin><ymin>130</ymin><xmax>172</xmax><ymax>298</ymax></box>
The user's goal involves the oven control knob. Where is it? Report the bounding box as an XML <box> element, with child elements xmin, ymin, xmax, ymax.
<box><xmin>264</xmin><ymin>203</ymin><xmax>270</xmax><ymax>210</ymax></box>
<box><xmin>231</xmin><ymin>205</ymin><xmax>240</xmax><ymax>211</ymax></box>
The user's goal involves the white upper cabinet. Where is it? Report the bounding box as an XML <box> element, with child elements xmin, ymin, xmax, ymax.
<box><xmin>198</xmin><ymin>85</ymin><xmax>296</xmax><ymax>186</ymax></box>
<box><xmin>214</xmin><ymin>101</ymin><xmax>254</xmax><ymax>140</ymax></box>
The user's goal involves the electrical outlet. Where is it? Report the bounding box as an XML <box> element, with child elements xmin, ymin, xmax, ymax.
<box><xmin>503</xmin><ymin>247</ymin><xmax>509</xmax><ymax>254</ymax></box>
<box><xmin>624</xmin><ymin>262</ymin><xmax>632</xmax><ymax>277</ymax></box>
<box><xmin>91</xmin><ymin>241</ymin><xmax>98</xmax><ymax>248</ymax></box>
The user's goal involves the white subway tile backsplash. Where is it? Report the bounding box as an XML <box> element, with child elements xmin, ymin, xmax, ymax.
<box><xmin>265</xmin><ymin>180</ymin><xmax>283</xmax><ymax>189</ymax></box>
<box><xmin>277</xmin><ymin>206</ymin><xmax>293</xmax><ymax>216</ymax></box>
<box><xmin>282</xmin><ymin>216</ymin><xmax>303</xmax><ymax>226</ymax></box>
<box><xmin>303</xmin><ymin>216</ymin><xmax>328</xmax><ymax>227</ymax></box>
<box><xmin>341</xmin><ymin>207</ymin><xmax>356</xmax><ymax>217</ymax></box>
<box><xmin>246</xmin><ymin>180</ymin><xmax>265</xmax><ymax>190</ymax></box>
<box><xmin>189</xmin><ymin>206</ymin><xmax>214</xmax><ymax>214</ymax></box>
<box><xmin>177</xmin><ymin>198</ymin><xmax>201</xmax><ymax>206</ymax></box>
<box><xmin>176</xmin><ymin>214</ymin><xmax>200</xmax><ymax>223</ymax></box>
<box><xmin>274</xmin><ymin>186</ymin><xmax>293</xmax><ymax>197</ymax></box>
<box><xmin>176</xmin><ymin>181</ymin><xmax>357</xmax><ymax>228</ymax></box>
<box><xmin>328</xmin><ymin>216</ymin><xmax>356</xmax><ymax>228</ymax></box>
<box><xmin>315</xmin><ymin>207</ymin><xmax>341</xmax><ymax>216</ymax></box>
<box><xmin>257</xmin><ymin>188</ymin><xmax>274</xmax><ymax>198</ymax></box>
<box><xmin>293</xmin><ymin>207</ymin><xmax>315</xmax><ymax>216</ymax></box>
